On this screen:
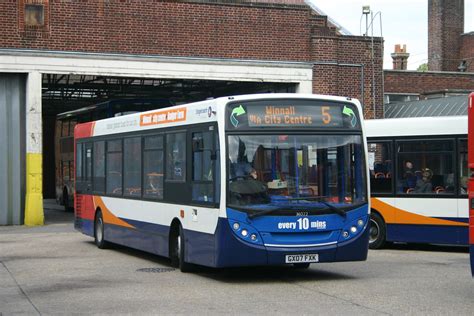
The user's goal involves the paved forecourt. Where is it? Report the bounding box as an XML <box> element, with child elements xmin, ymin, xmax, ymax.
<box><xmin>0</xmin><ymin>208</ymin><xmax>472</xmax><ymax>315</ymax></box>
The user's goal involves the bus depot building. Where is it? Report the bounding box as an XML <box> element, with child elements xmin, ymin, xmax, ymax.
<box><xmin>0</xmin><ymin>0</ymin><xmax>383</xmax><ymax>226</ymax></box>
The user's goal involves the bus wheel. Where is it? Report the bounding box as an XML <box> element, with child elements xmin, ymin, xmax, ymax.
<box><xmin>293</xmin><ymin>263</ymin><xmax>310</xmax><ymax>269</ymax></box>
<box><xmin>171</xmin><ymin>225</ymin><xmax>193</xmax><ymax>272</ymax></box>
<box><xmin>94</xmin><ymin>211</ymin><xmax>109</xmax><ymax>249</ymax></box>
<box><xmin>369</xmin><ymin>212</ymin><xmax>386</xmax><ymax>249</ymax></box>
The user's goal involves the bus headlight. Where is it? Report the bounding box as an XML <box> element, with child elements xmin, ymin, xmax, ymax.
<box><xmin>228</xmin><ymin>219</ymin><xmax>263</xmax><ymax>245</ymax></box>
<box><xmin>339</xmin><ymin>215</ymin><xmax>368</xmax><ymax>242</ymax></box>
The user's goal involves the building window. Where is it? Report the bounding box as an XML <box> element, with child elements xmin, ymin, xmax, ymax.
<box><xmin>25</xmin><ymin>4</ymin><xmax>44</xmax><ymax>26</ymax></box>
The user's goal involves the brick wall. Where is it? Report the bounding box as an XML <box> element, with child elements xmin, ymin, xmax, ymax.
<box><xmin>460</xmin><ymin>33</ymin><xmax>474</xmax><ymax>72</ymax></box>
<box><xmin>384</xmin><ymin>70</ymin><xmax>474</xmax><ymax>95</ymax></box>
<box><xmin>3</xmin><ymin>0</ymin><xmax>311</xmax><ymax>61</ymax></box>
<box><xmin>312</xmin><ymin>36</ymin><xmax>384</xmax><ymax>119</ymax></box>
<box><xmin>0</xmin><ymin>0</ymin><xmax>384</xmax><ymax>118</ymax></box>
<box><xmin>428</xmin><ymin>0</ymin><xmax>464</xmax><ymax>71</ymax></box>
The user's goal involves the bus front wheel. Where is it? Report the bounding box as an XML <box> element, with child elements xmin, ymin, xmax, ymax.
<box><xmin>170</xmin><ymin>224</ymin><xmax>193</xmax><ymax>272</ymax></box>
<box><xmin>369</xmin><ymin>212</ymin><xmax>386</xmax><ymax>249</ymax></box>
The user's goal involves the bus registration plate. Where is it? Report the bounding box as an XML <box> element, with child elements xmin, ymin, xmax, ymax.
<box><xmin>285</xmin><ymin>254</ymin><xmax>319</xmax><ymax>263</ymax></box>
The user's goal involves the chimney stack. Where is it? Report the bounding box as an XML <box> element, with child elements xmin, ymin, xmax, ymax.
<box><xmin>391</xmin><ymin>44</ymin><xmax>410</xmax><ymax>70</ymax></box>
<box><xmin>428</xmin><ymin>0</ymin><xmax>464</xmax><ymax>71</ymax></box>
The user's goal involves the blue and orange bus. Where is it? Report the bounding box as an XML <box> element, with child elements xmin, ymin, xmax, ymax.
<box><xmin>468</xmin><ymin>92</ymin><xmax>474</xmax><ymax>276</ymax></box>
<box><xmin>74</xmin><ymin>94</ymin><xmax>369</xmax><ymax>271</ymax></box>
<box><xmin>56</xmin><ymin>99</ymin><xmax>172</xmax><ymax>210</ymax></box>
<box><xmin>366</xmin><ymin>116</ymin><xmax>469</xmax><ymax>249</ymax></box>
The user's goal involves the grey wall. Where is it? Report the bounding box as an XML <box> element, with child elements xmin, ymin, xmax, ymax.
<box><xmin>0</xmin><ymin>74</ymin><xmax>26</xmax><ymax>225</ymax></box>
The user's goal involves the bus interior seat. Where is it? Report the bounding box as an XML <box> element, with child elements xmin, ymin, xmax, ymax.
<box><xmin>431</xmin><ymin>175</ymin><xmax>444</xmax><ymax>188</ymax></box>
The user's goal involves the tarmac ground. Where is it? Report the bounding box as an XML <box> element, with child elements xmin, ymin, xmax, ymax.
<box><xmin>0</xmin><ymin>200</ymin><xmax>472</xmax><ymax>315</ymax></box>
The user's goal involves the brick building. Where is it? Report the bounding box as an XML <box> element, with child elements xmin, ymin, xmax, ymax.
<box><xmin>385</xmin><ymin>0</ymin><xmax>474</xmax><ymax>109</ymax></box>
<box><xmin>0</xmin><ymin>0</ymin><xmax>384</xmax><ymax>225</ymax></box>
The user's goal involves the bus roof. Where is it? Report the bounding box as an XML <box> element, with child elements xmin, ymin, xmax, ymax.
<box><xmin>75</xmin><ymin>94</ymin><xmax>362</xmax><ymax>139</ymax></box>
<box><xmin>56</xmin><ymin>98</ymin><xmax>172</xmax><ymax>120</ymax></box>
<box><xmin>365</xmin><ymin>116</ymin><xmax>467</xmax><ymax>138</ymax></box>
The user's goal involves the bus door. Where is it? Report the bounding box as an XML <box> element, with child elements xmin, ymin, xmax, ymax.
<box><xmin>164</xmin><ymin>130</ymin><xmax>190</xmax><ymax>204</ymax></box>
<box><xmin>189</xmin><ymin>124</ymin><xmax>218</xmax><ymax>206</ymax></box>
<box><xmin>84</xmin><ymin>142</ymin><xmax>93</xmax><ymax>194</ymax></box>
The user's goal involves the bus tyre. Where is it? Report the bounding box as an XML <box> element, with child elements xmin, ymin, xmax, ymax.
<box><xmin>369</xmin><ymin>212</ymin><xmax>386</xmax><ymax>249</ymax></box>
<box><xmin>293</xmin><ymin>263</ymin><xmax>310</xmax><ymax>269</ymax></box>
<box><xmin>94</xmin><ymin>211</ymin><xmax>109</xmax><ymax>249</ymax></box>
<box><xmin>171</xmin><ymin>224</ymin><xmax>193</xmax><ymax>272</ymax></box>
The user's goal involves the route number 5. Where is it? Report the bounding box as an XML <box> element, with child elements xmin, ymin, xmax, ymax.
<box><xmin>322</xmin><ymin>106</ymin><xmax>331</xmax><ymax>124</ymax></box>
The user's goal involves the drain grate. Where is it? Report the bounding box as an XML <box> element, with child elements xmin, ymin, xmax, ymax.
<box><xmin>136</xmin><ymin>267</ymin><xmax>175</xmax><ymax>273</ymax></box>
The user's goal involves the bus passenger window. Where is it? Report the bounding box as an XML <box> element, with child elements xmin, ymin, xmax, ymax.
<box><xmin>93</xmin><ymin>141</ymin><xmax>105</xmax><ymax>193</ymax></box>
<box><xmin>143</xmin><ymin>135</ymin><xmax>163</xmax><ymax>199</ymax></box>
<box><xmin>124</xmin><ymin>137</ymin><xmax>142</xmax><ymax>197</ymax></box>
<box><xmin>397</xmin><ymin>140</ymin><xmax>454</xmax><ymax>194</ymax></box>
<box><xmin>85</xmin><ymin>145</ymin><xmax>92</xmax><ymax>181</ymax></box>
<box><xmin>76</xmin><ymin>143</ymin><xmax>83</xmax><ymax>181</ymax></box>
<box><xmin>106</xmin><ymin>140</ymin><xmax>123</xmax><ymax>195</ymax></box>
<box><xmin>368</xmin><ymin>142</ymin><xmax>392</xmax><ymax>194</ymax></box>
<box><xmin>166</xmin><ymin>133</ymin><xmax>186</xmax><ymax>182</ymax></box>
<box><xmin>192</xmin><ymin>131</ymin><xmax>214</xmax><ymax>203</ymax></box>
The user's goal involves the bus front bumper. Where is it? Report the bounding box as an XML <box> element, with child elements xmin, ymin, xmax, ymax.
<box><xmin>213</xmin><ymin>218</ymin><xmax>369</xmax><ymax>268</ymax></box>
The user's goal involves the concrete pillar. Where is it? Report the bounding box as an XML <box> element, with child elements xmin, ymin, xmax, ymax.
<box><xmin>24</xmin><ymin>72</ymin><xmax>44</xmax><ymax>226</ymax></box>
<box><xmin>0</xmin><ymin>74</ymin><xmax>26</xmax><ymax>226</ymax></box>
<box><xmin>296</xmin><ymin>80</ymin><xmax>313</xmax><ymax>94</ymax></box>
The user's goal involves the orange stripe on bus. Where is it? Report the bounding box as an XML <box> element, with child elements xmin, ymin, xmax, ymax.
<box><xmin>93</xmin><ymin>196</ymin><xmax>135</xmax><ymax>229</ymax></box>
<box><xmin>371</xmin><ymin>198</ymin><xmax>468</xmax><ymax>227</ymax></box>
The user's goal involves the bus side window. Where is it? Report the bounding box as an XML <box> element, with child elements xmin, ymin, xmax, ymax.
<box><xmin>143</xmin><ymin>135</ymin><xmax>163</xmax><ymax>199</ymax></box>
<box><xmin>123</xmin><ymin>137</ymin><xmax>142</xmax><ymax>197</ymax></box>
<box><xmin>368</xmin><ymin>142</ymin><xmax>393</xmax><ymax>194</ymax></box>
<box><xmin>106</xmin><ymin>140</ymin><xmax>123</xmax><ymax>195</ymax></box>
<box><xmin>76</xmin><ymin>143</ymin><xmax>83</xmax><ymax>183</ymax></box>
<box><xmin>93</xmin><ymin>141</ymin><xmax>105</xmax><ymax>193</ymax></box>
<box><xmin>397</xmin><ymin>139</ymin><xmax>454</xmax><ymax>194</ymax></box>
<box><xmin>192</xmin><ymin>130</ymin><xmax>214</xmax><ymax>204</ymax></box>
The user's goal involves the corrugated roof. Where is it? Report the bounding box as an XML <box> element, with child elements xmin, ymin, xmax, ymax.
<box><xmin>384</xmin><ymin>95</ymin><xmax>468</xmax><ymax>118</ymax></box>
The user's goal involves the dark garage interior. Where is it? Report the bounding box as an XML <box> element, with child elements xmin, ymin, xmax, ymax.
<box><xmin>41</xmin><ymin>73</ymin><xmax>297</xmax><ymax>200</ymax></box>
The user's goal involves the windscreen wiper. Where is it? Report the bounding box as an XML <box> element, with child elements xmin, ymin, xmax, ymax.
<box><xmin>228</xmin><ymin>204</ymin><xmax>287</xmax><ymax>219</ymax></box>
<box><xmin>247</xmin><ymin>206</ymin><xmax>288</xmax><ymax>219</ymax></box>
<box><xmin>280</xmin><ymin>196</ymin><xmax>347</xmax><ymax>218</ymax></box>
<box><xmin>230</xmin><ymin>197</ymin><xmax>348</xmax><ymax>220</ymax></box>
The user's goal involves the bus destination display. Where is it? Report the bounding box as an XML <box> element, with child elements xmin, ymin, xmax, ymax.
<box><xmin>227</xmin><ymin>100</ymin><xmax>358</xmax><ymax>129</ymax></box>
